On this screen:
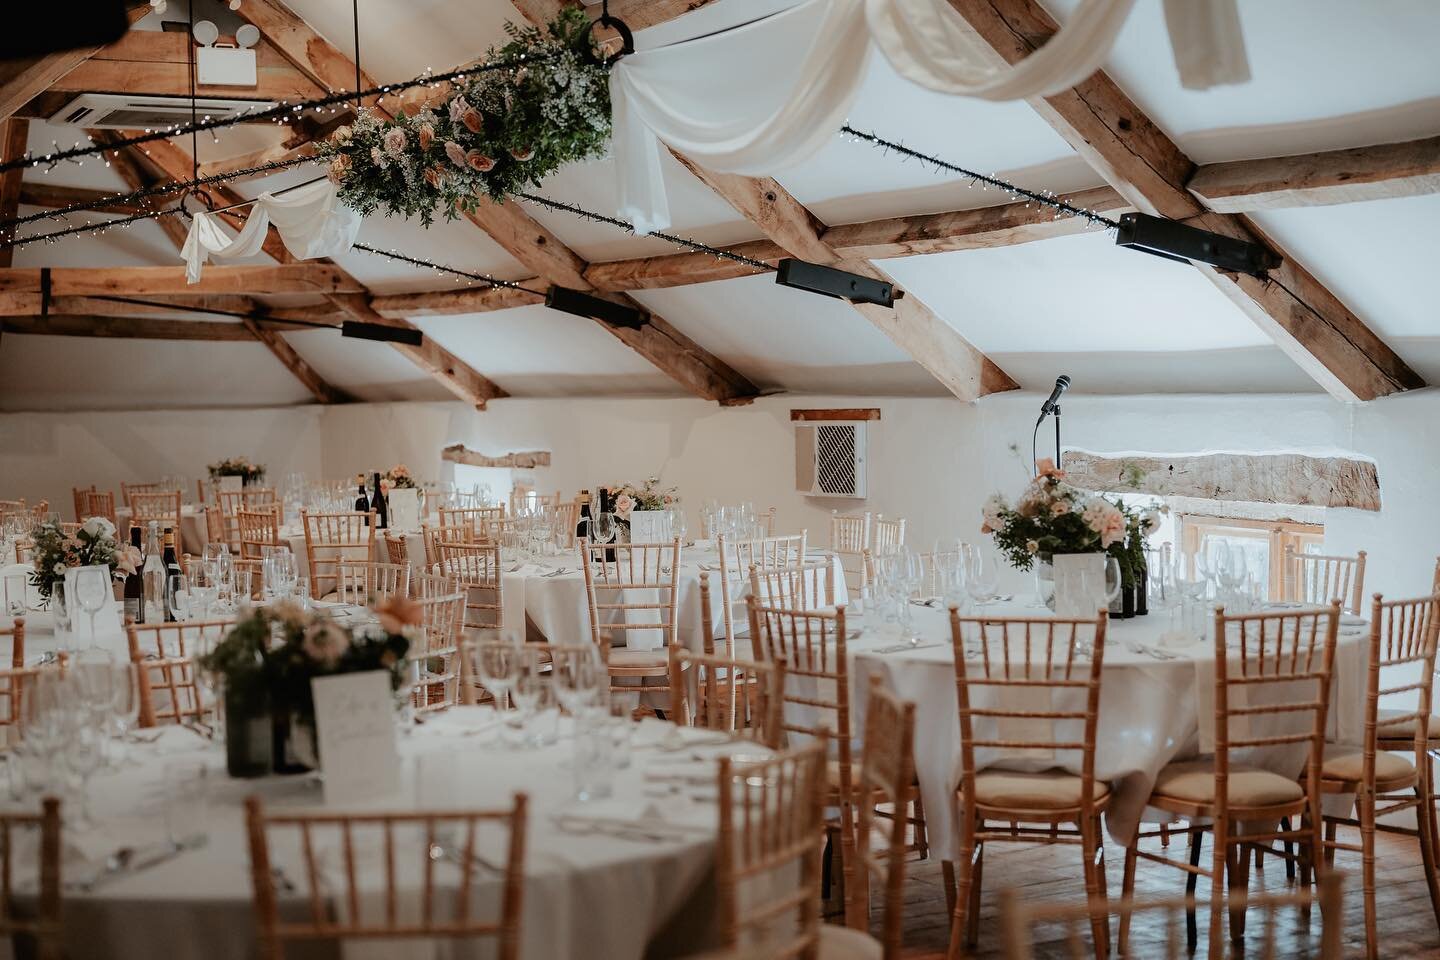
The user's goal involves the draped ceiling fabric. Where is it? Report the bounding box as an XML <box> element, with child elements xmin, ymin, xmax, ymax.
<box><xmin>181</xmin><ymin>178</ymin><xmax>361</xmax><ymax>283</ymax></box>
<box><xmin>611</xmin><ymin>0</ymin><xmax>1250</xmax><ymax>234</ymax></box>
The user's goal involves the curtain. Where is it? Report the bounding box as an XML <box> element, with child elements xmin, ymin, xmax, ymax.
<box><xmin>181</xmin><ymin>178</ymin><xmax>361</xmax><ymax>283</ymax></box>
<box><xmin>610</xmin><ymin>0</ymin><xmax>1249</xmax><ymax>235</ymax></box>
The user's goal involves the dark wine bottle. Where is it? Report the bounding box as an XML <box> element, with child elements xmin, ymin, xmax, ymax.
<box><xmin>370</xmin><ymin>472</ymin><xmax>388</xmax><ymax>530</ymax></box>
<box><xmin>123</xmin><ymin>526</ymin><xmax>144</xmax><ymax>623</ymax></box>
<box><xmin>575</xmin><ymin>489</ymin><xmax>591</xmax><ymax>541</ymax></box>
<box><xmin>354</xmin><ymin>482</ymin><xmax>370</xmax><ymax>518</ymax></box>
<box><xmin>161</xmin><ymin>527</ymin><xmax>181</xmax><ymax>622</ymax></box>
<box><xmin>1135</xmin><ymin>561</ymin><xmax>1149</xmax><ymax>616</ymax></box>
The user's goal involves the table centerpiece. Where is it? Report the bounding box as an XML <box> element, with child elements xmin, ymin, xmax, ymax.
<box><xmin>384</xmin><ymin>463</ymin><xmax>421</xmax><ymax>531</ymax></box>
<box><xmin>26</xmin><ymin>518</ymin><xmax>136</xmax><ymax>622</ymax></box>
<box><xmin>198</xmin><ymin>597</ymin><xmax>414</xmax><ymax>778</ymax></box>
<box><xmin>208</xmin><ymin>456</ymin><xmax>266</xmax><ymax>491</ymax></box>
<box><xmin>609</xmin><ymin>478</ymin><xmax>679</xmax><ymax>542</ymax></box>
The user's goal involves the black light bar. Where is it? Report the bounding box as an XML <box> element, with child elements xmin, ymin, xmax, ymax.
<box><xmin>545</xmin><ymin>286</ymin><xmax>647</xmax><ymax>329</ymax></box>
<box><xmin>775</xmin><ymin>258</ymin><xmax>898</xmax><ymax>307</ymax></box>
<box><xmin>340</xmin><ymin>320</ymin><xmax>424</xmax><ymax>346</ymax></box>
<box><xmin>1114</xmin><ymin>212</ymin><xmax>1281</xmax><ymax>278</ymax></box>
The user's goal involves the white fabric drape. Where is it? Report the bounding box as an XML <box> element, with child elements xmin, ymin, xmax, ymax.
<box><xmin>611</xmin><ymin>0</ymin><xmax>1250</xmax><ymax>234</ymax></box>
<box><xmin>180</xmin><ymin>178</ymin><xmax>361</xmax><ymax>283</ymax></box>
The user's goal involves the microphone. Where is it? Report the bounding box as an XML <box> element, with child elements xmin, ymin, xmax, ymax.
<box><xmin>1039</xmin><ymin>375</ymin><xmax>1070</xmax><ymax>419</ymax></box>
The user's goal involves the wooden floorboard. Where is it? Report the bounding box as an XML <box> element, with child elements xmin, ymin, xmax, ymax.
<box><xmin>875</xmin><ymin>827</ymin><xmax>1440</xmax><ymax>958</ymax></box>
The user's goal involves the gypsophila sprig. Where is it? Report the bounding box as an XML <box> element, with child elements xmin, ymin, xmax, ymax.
<box><xmin>318</xmin><ymin>7</ymin><xmax>610</xmax><ymax>225</ymax></box>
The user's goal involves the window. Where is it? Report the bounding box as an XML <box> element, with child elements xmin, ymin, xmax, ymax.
<box><xmin>1178</xmin><ymin>514</ymin><xmax>1324</xmax><ymax>601</ymax></box>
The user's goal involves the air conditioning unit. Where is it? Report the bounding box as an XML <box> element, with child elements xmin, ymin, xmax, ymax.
<box><xmin>795</xmin><ymin>421</ymin><xmax>867</xmax><ymax>499</ymax></box>
<box><xmin>48</xmin><ymin>93</ymin><xmax>275</xmax><ymax>130</ymax></box>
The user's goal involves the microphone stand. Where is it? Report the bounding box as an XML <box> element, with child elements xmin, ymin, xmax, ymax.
<box><xmin>1053</xmin><ymin>403</ymin><xmax>1062</xmax><ymax>470</ymax></box>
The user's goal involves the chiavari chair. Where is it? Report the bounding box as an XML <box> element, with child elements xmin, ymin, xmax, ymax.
<box><xmin>203</xmin><ymin>505</ymin><xmax>225</xmax><ymax>550</ymax></box>
<box><xmin>412</xmin><ymin>588</ymin><xmax>468</xmax><ymax>711</ymax></box>
<box><xmin>762</xmin><ymin>506</ymin><xmax>777</xmax><ymax>537</ymax></box>
<box><xmin>552</xmin><ymin>499</ymin><xmax>579</xmax><ymax>548</ymax></box>
<box><xmin>0</xmin><ymin>796</ymin><xmax>63</xmax><ymax>960</ymax></box>
<box><xmin>945</xmin><ymin>608</ymin><xmax>1111</xmax><ymax>959</ymax></box>
<box><xmin>1119</xmin><ymin>603</ymin><xmax>1341</xmax><ymax>960</ymax></box>
<box><xmin>237</xmin><ymin>506</ymin><xmax>284</xmax><ymax>560</ymax></box>
<box><xmin>749</xmin><ymin>560</ymin><xmax>836</xmax><ymax>612</ymax></box>
<box><xmin>335</xmin><ymin>560</ymin><xmax>411</xmax><ymax>606</ymax></box>
<box><xmin>128</xmin><ymin>490</ymin><xmax>184</xmax><ymax>555</ymax></box>
<box><xmin>71</xmin><ymin>486</ymin><xmax>95</xmax><ymax>523</ymax></box>
<box><xmin>300</xmin><ymin>510</ymin><xmax>376</xmax><ymax>600</ymax></box>
<box><xmin>999</xmin><ymin>872</ymin><xmax>1345</xmax><ymax>960</ymax></box>
<box><xmin>716</xmin><ymin>533</ymin><xmax>808</xmax><ymax>657</ymax></box>
<box><xmin>830</xmin><ymin>511</ymin><xmax>871</xmax><ymax>601</ymax></box>
<box><xmin>713</xmin><ymin>742</ymin><xmax>827</xmax><ymax>959</ymax></box>
<box><xmin>384</xmin><ymin>532</ymin><xmax>410</xmax><ymax>567</ymax></box>
<box><xmin>232</xmin><ymin>558</ymin><xmax>263</xmax><ymax>601</ymax></box>
<box><xmin>13</xmin><ymin>539</ymin><xmax>33</xmax><ymax>564</ymax></box>
<box><xmin>434</xmin><ymin>541</ymin><xmax>503</xmax><ymax>641</ymax></box>
<box><xmin>219</xmin><ymin>488</ymin><xmax>277</xmax><ymax>551</ymax></box>
<box><xmin>83</xmin><ymin>490</ymin><xmax>117</xmax><ymax>527</ymax></box>
<box><xmin>1281</xmin><ymin>546</ymin><xmax>1367</xmax><ymax>615</ymax></box>
<box><xmin>126</xmin><ymin>619</ymin><xmax>234</xmax><ymax>729</ymax></box>
<box><xmin>841</xmin><ymin>676</ymin><xmax>917</xmax><ymax>958</ymax></box>
<box><xmin>421</xmin><ymin>522</ymin><xmax>474</xmax><ymax>569</ymax></box>
<box><xmin>411</xmin><ymin>568</ymin><xmax>462</xmax><ymax>600</ymax></box>
<box><xmin>1315</xmin><ymin>592</ymin><xmax>1440</xmax><ymax>959</ymax></box>
<box><xmin>745</xmin><ymin>592</ymin><xmax>863</xmax><ymax>928</ymax></box>
<box><xmin>580</xmin><ymin>538</ymin><xmax>682</xmax><ymax>703</ymax></box>
<box><xmin>121</xmin><ymin>481</ymin><xmax>163</xmax><ymax>505</ymax></box>
<box><xmin>0</xmin><ymin>618</ymin><xmax>24</xmax><ymax>731</ymax></box>
<box><xmin>872</xmin><ymin>515</ymin><xmax>906</xmax><ymax>557</ymax></box>
<box><xmin>920</xmin><ymin>547</ymin><xmax>963</xmax><ymax>598</ymax></box>
<box><xmin>1378</xmin><ymin>559</ymin><xmax>1440</xmax><ymax>831</ymax></box>
<box><xmin>666</xmin><ymin>573</ymin><xmax>783</xmax><ymax>747</ymax></box>
<box><xmin>26</xmin><ymin>501</ymin><xmax>49</xmax><ymax>520</ymax></box>
<box><xmin>244</xmin><ymin>793</ymin><xmax>528</xmax><ymax>960</ymax></box>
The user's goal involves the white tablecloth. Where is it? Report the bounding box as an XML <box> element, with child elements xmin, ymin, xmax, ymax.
<box><xmin>35</xmin><ymin>713</ymin><xmax>756</xmax><ymax>960</ymax></box>
<box><xmin>847</xmin><ymin>601</ymin><xmax>1369</xmax><ymax>854</ymax></box>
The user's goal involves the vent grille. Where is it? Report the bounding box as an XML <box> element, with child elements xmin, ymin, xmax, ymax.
<box><xmin>815</xmin><ymin>424</ymin><xmax>858</xmax><ymax>496</ymax></box>
<box><xmin>48</xmin><ymin>94</ymin><xmax>275</xmax><ymax>130</ymax></box>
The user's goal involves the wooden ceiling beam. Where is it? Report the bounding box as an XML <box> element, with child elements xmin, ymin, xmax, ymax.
<box><xmin>86</xmin><ymin>129</ymin><xmax>192</xmax><ymax>250</ymax></box>
<box><xmin>0</xmin><ymin>4</ymin><xmax>150</xmax><ymax>123</ymax></box>
<box><xmin>1188</xmin><ymin>136</ymin><xmax>1440</xmax><ymax>213</ymax></box>
<box><xmin>670</xmin><ymin>154</ymin><xmax>1019</xmax><ymax>401</ymax></box>
<box><xmin>0</xmin><ymin>119</ymin><xmax>29</xmax><ymax>268</ymax></box>
<box><xmin>947</xmin><ymin>0</ymin><xmax>1423</xmax><ymax>402</ymax></box>
<box><xmin>241</xmin><ymin>316</ymin><xmax>352</xmax><ymax>403</ymax></box>
<box><xmin>231</xmin><ymin>0</ymin><xmax>386</xmax><ymax>108</ymax></box>
<box><xmin>0</xmin><ymin>264</ymin><xmax>362</xmax><ymax>297</ymax></box>
<box><xmin>370</xmin><ymin>283</ymin><xmax>546</xmax><ymax>318</ymax></box>
<box><xmin>0</xmin><ymin>314</ymin><xmax>258</xmax><ymax>340</ymax></box>
<box><xmin>17</xmin><ymin>182</ymin><xmax>169</xmax><ymax>218</ymax></box>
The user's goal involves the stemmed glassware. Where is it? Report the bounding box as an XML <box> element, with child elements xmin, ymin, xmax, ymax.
<box><xmin>475</xmin><ymin>642</ymin><xmax>519</xmax><ymax>715</ymax></box>
<box><xmin>963</xmin><ymin>544</ymin><xmax>1000</xmax><ymax>608</ymax></box>
<box><xmin>166</xmin><ymin>573</ymin><xmax>190</xmax><ymax>623</ymax></box>
<box><xmin>74</xmin><ymin>566</ymin><xmax>110</xmax><ymax>647</ymax></box>
<box><xmin>552</xmin><ymin>646</ymin><xmax>602</xmax><ymax>716</ymax></box>
<box><xmin>589</xmin><ymin>513</ymin><xmax>616</xmax><ymax>550</ymax></box>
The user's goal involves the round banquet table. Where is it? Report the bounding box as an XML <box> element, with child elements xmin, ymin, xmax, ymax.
<box><xmin>36</xmin><ymin>711</ymin><xmax>756</xmax><ymax>960</ymax></box>
<box><xmin>846</xmin><ymin>600</ymin><xmax>1371</xmax><ymax>857</ymax></box>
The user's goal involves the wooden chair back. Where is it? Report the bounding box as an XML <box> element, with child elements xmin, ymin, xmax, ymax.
<box><xmin>411</xmin><ymin>569</ymin><xmax>462</xmax><ymax>601</ymax></box>
<box><xmin>129</xmin><ymin>490</ymin><xmax>183</xmax><ymax>555</ymax></box>
<box><xmin>83</xmin><ymin>490</ymin><xmax>117</xmax><ymax>527</ymax></box>
<box><xmin>716</xmin><ymin>533</ymin><xmax>808</xmax><ymax>655</ymax></box>
<box><xmin>434</xmin><ymin>541</ymin><xmax>503</xmax><ymax>637</ymax></box>
<box><xmin>232</xmin><ymin>558</ymin><xmax>263</xmax><ymax>601</ymax></box>
<box><xmin>203</xmin><ymin>505</ymin><xmax>225</xmax><ymax>546</ymax></box>
<box><xmin>421</xmin><ymin>522</ymin><xmax>475</xmax><ymax>568</ymax></box>
<box><xmin>0</xmin><ymin>797</ymin><xmax>62</xmax><ymax>960</ymax></box>
<box><xmin>121</xmin><ymin>481</ymin><xmax>163</xmax><ymax>504</ymax></box>
<box><xmin>336</xmin><ymin>561</ymin><xmax>411</xmax><ymax>606</ymax></box>
<box><xmin>0</xmin><ymin>618</ymin><xmax>24</xmax><ymax>730</ymax></box>
<box><xmin>237</xmin><ymin>506</ymin><xmax>283</xmax><ymax>560</ymax></box>
<box><xmin>714</xmin><ymin>743</ymin><xmax>827</xmax><ymax>958</ymax></box>
<box><xmin>244</xmin><ymin>793</ymin><xmax>528</xmax><ymax>960</ymax></box>
<box><xmin>1210</xmin><ymin>603</ymin><xmax>1340</xmax><ymax>826</ymax></box>
<box><xmin>1282</xmin><ymin>546</ymin><xmax>1367</xmax><ymax>615</ymax></box>
<box><xmin>872</xmin><ymin>515</ymin><xmax>906</xmax><ymax>557</ymax></box>
<box><xmin>438</xmin><ymin>506</ymin><xmax>504</xmax><ymax>538</ymax></box>
<box><xmin>762</xmin><ymin>506</ymin><xmax>777</xmax><ymax>538</ymax></box>
<box><xmin>579</xmin><ymin>538</ymin><xmax>681</xmax><ymax>651</ymax></box>
<box><xmin>383</xmin><ymin>532</ymin><xmax>410</xmax><ymax>567</ymax></box>
<box><xmin>71</xmin><ymin>485</ymin><xmax>96</xmax><ymax>523</ymax></box>
<box><xmin>853</xmin><ymin>676</ymin><xmax>916</xmax><ymax>959</ymax></box>
<box><xmin>26</xmin><ymin>501</ymin><xmax>49</xmax><ymax>520</ymax></box>
<box><xmin>126</xmin><ymin>619</ymin><xmax>234</xmax><ymax>728</ymax></box>
<box><xmin>749</xmin><ymin>561</ymin><xmax>835</xmax><ymax>612</ymax></box>
<box><xmin>219</xmin><ymin>489</ymin><xmax>277</xmax><ymax>549</ymax></box>
<box><xmin>829</xmin><ymin>511</ymin><xmax>870</xmax><ymax>553</ymax></box>
<box><xmin>300</xmin><ymin>510</ymin><xmax>376</xmax><ymax>599</ymax></box>
<box><xmin>919</xmin><ymin>548</ymin><xmax>963</xmax><ymax>598</ymax></box>
<box><xmin>1364</xmin><ymin>592</ymin><xmax>1440</xmax><ymax>774</ymax></box>
<box><xmin>998</xmin><ymin>872</ymin><xmax>1345</xmax><ymax>960</ymax></box>
<box><xmin>412</xmin><ymin>589</ymin><xmax>467</xmax><ymax>712</ymax></box>
<box><xmin>948</xmin><ymin>610</ymin><xmax>1109</xmax><ymax>815</ymax></box>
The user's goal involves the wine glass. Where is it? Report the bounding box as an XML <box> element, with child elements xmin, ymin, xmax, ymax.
<box><xmin>1102</xmin><ymin>556</ymin><xmax>1123</xmax><ymax>610</ymax></box>
<box><xmin>110</xmin><ymin>662</ymin><xmax>142</xmax><ymax>760</ymax></box>
<box><xmin>505</xmin><ymin>648</ymin><xmax>544</xmax><ymax>746</ymax></box>
<box><xmin>963</xmin><ymin>545</ymin><xmax>999</xmax><ymax>608</ymax></box>
<box><xmin>167</xmin><ymin>573</ymin><xmax>190</xmax><ymax>623</ymax></box>
<box><xmin>552</xmin><ymin>646</ymin><xmax>602</xmax><ymax>716</ymax></box>
<box><xmin>475</xmin><ymin>642</ymin><xmax>519</xmax><ymax>713</ymax></box>
<box><xmin>74</xmin><ymin>566</ymin><xmax>110</xmax><ymax>647</ymax></box>
<box><xmin>667</xmin><ymin>506</ymin><xmax>688</xmax><ymax>545</ymax></box>
<box><xmin>590</xmin><ymin>513</ymin><xmax>616</xmax><ymax>548</ymax></box>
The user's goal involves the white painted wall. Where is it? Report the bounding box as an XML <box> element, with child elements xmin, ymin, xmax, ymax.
<box><xmin>4</xmin><ymin>388</ymin><xmax>1438</xmax><ymax>600</ymax></box>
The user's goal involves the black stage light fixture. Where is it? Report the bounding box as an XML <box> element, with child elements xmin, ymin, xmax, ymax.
<box><xmin>1114</xmin><ymin>212</ymin><xmax>1282</xmax><ymax>278</ymax></box>
<box><xmin>341</xmin><ymin>320</ymin><xmax>424</xmax><ymax>346</ymax></box>
<box><xmin>5</xmin><ymin>1</ymin><xmax>132</xmax><ymax>58</ymax></box>
<box><xmin>775</xmin><ymin>258</ymin><xmax>898</xmax><ymax>308</ymax></box>
<box><xmin>545</xmin><ymin>286</ymin><xmax>647</xmax><ymax>329</ymax></box>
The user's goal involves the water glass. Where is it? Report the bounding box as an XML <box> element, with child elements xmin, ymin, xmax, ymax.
<box><xmin>476</xmin><ymin>642</ymin><xmax>520</xmax><ymax>710</ymax></box>
<box><xmin>572</xmin><ymin>711</ymin><xmax>615</xmax><ymax>802</ymax></box>
<box><xmin>605</xmin><ymin>694</ymin><xmax>635</xmax><ymax>770</ymax></box>
<box><xmin>167</xmin><ymin>573</ymin><xmax>190</xmax><ymax>622</ymax></box>
<box><xmin>162</xmin><ymin>761</ymin><xmax>210</xmax><ymax>846</ymax></box>
<box><xmin>553</xmin><ymin>647</ymin><xmax>602</xmax><ymax>715</ymax></box>
<box><xmin>293</xmin><ymin>576</ymin><xmax>311</xmax><ymax>610</ymax></box>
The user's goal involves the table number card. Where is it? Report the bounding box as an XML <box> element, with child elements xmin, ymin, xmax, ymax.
<box><xmin>311</xmin><ymin>671</ymin><xmax>402</xmax><ymax>803</ymax></box>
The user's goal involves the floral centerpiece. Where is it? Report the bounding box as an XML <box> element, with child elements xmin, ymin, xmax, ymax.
<box><xmin>982</xmin><ymin>459</ymin><xmax>1124</xmax><ymax>572</ymax></box>
<box><xmin>607</xmin><ymin>477</ymin><xmax>678</xmax><ymax>521</ymax></box>
<box><xmin>208</xmin><ymin>456</ymin><xmax>266</xmax><ymax>486</ymax></box>
<box><xmin>317</xmin><ymin>8</ymin><xmax>611</xmax><ymax>226</ymax></box>
<box><xmin>384</xmin><ymin>464</ymin><xmax>421</xmax><ymax>530</ymax></box>
<box><xmin>385</xmin><ymin>463</ymin><xmax>417</xmax><ymax>489</ymax></box>
<box><xmin>27</xmin><ymin>517</ymin><xmax>136</xmax><ymax>603</ymax></box>
<box><xmin>199</xmin><ymin>597</ymin><xmax>415</xmax><ymax>777</ymax></box>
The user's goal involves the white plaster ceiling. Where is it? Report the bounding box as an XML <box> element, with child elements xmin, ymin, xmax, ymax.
<box><xmin>3</xmin><ymin>0</ymin><xmax>1438</xmax><ymax>410</ymax></box>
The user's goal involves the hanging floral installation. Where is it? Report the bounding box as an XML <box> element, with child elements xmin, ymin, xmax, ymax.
<box><xmin>318</xmin><ymin>8</ymin><xmax>612</xmax><ymax>225</ymax></box>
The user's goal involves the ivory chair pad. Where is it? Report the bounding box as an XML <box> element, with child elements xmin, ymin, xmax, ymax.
<box><xmin>1153</xmin><ymin>759</ymin><xmax>1303</xmax><ymax>806</ymax></box>
<box><xmin>1320</xmin><ymin>745</ymin><xmax>1415</xmax><ymax>784</ymax></box>
<box><xmin>961</xmin><ymin>769</ymin><xmax>1110</xmax><ymax>809</ymax></box>
<box><xmin>1375</xmin><ymin>707</ymin><xmax>1440</xmax><ymax>741</ymax></box>
<box><xmin>818</xmin><ymin>924</ymin><xmax>882</xmax><ymax>960</ymax></box>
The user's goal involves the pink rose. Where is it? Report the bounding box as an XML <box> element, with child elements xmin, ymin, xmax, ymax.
<box><xmin>370</xmin><ymin>146</ymin><xmax>384</xmax><ymax>165</ymax></box>
<box><xmin>461</xmin><ymin>108</ymin><xmax>483</xmax><ymax>134</ymax></box>
<box><xmin>327</xmin><ymin>156</ymin><xmax>349</xmax><ymax>183</ymax></box>
<box><xmin>417</xmin><ymin>123</ymin><xmax>434</xmax><ymax>151</ymax></box>
<box><xmin>383</xmin><ymin>128</ymin><xmax>408</xmax><ymax>157</ymax></box>
<box><xmin>423</xmin><ymin>165</ymin><xmax>443</xmax><ymax>188</ymax></box>
<box><xmin>613</xmin><ymin>493</ymin><xmax>635</xmax><ymax>519</ymax></box>
<box><xmin>447</xmin><ymin>95</ymin><xmax>472</xmax><ymax>125</ymax></box>
<box><xmin>302</xmin><ymin>620</ymin><xmax>349</xmax><ymax>667</ymax></box>
<box><xmin>465</xmin><ymin>150</ymin><xmax>495</xmax><ymax>172</ymax></box>
<box><xmin>444</xmin><ymin>140</ymin><xmax>467</xmax><ymax>168</ymax></box>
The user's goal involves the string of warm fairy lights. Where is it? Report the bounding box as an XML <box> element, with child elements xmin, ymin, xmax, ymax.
<box><xmin>0</xmin><ymin>53</ymin><xmax>551</xmax><ymax>175</ymax></box>
<box><xmin>841</xmin><ymin>124</ymin><xmax>1124</xmax><ymax>230</ymax></box>
<box><xmin>349</xmin><ymin>243</ymin><xmax>536</xmax><ymax>292</ymax></box>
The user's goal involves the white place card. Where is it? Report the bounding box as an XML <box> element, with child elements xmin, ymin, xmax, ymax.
<box><xmin>310</xmin><ymin>670</ymin><xmax>402</xmax><ymax>804</ymax></box>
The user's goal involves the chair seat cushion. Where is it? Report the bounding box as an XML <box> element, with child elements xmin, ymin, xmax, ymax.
<box><xmin>1376</xmin><ymin>707</ymin><xmax>1440</xmax><ymax>741</ymax></box>
<box><xmin>963</xmin><ymin>769</ymin><xmax>1109</xmax><ymax>810</ymax></box>
<box><xmin>1321</xmin><ymin>745</ymin><xmax>1416</xmax><ymax>784</ymax></box>
<box><xmin>818</xmin><ymin>925</ymin><xmax>882</xmax><ymax>960</ymax></box>
<box><xmin>1152</xmin><ymin>759</ymin><xmax>1303</xmax><ymax>807</ymax></box>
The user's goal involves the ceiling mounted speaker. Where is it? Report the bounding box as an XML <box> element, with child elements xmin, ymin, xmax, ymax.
<box><xmin>3</xmin><ymin>0</ymin><xmax>132</xmax><ymax>58</ymax></box>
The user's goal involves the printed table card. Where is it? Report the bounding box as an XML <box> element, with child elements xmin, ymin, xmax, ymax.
<box><xmin>311</xmin><ymin>670</ymin><xmax>402</xmax><ymax>803</ymax></box>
